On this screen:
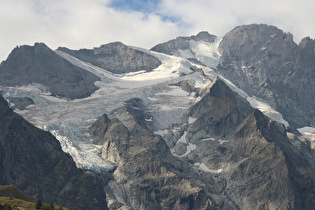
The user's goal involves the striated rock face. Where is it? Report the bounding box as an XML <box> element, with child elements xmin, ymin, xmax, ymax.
<box><xmin>0</xmin><ymin>95</ymin><xmax>108</xmax><ymax>210</ymax></box>
<box><xmin>218</xmin><ymin>24</ymin><xmax>315</xmax><ymax>127</ymax></box>
<box><xmin>188</xmin><ymin>77</ymin><xmax>254</xmax><ymax>141</ymax></box>
<box><xmin>185</xmin><ymin>77</ymin><xmax>315</xmax><ymax>209</ymax></box>
<box><xmin>90</xmin><ymin>102</ymin><xmax>215</xmax><ymax>209</ymax></box>
<box><xmin>58</xmin><ymin>42</ymin><xmax>162</xmax><ymax>74</ymax></box>
<box><xmin>87</xmin><ymin>77</ymin><xmax>315</xmax><ymax>209</ymax></box>
<box><xmin>0</xmin><ymin>43</ymin><xmax>100</xmax><ymax>100</ymax></box>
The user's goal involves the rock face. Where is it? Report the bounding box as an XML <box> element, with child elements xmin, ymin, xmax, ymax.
<box><xmin>89</xmin><ymin>113</ymin><xmax>111</xmax><ymax>145</ymax></box>
<box><xmin>0</xmin><ymin>43</ymin><xmax>100</xmax><ymax>100</ymax></box>
<box><xmin>0</xmin><ymin>95</ymin><xmax>107</xmax><ymax>210</ymax></box>
<box><xmin>58</xmin><ymin>42</ymin><xmax>162</xmax><ymax>74</ymax></box>
<box><xmin>90</xmin><ymin>101</ymin><xmax>215</xmax><ymax>210</ymax></box>
<box><xmin>87</xmin><ymin>78</ymin><xmax>315</xmax><ymax>210</ymax></box>
<box><xmin>218</xmin><ymin>24</ymin><xmax>315</xmax><ymax>127</ymax></box>
<box><xmin>186</xmin><ymin>77</ymin><xmax>315</xmax><ymax>209</ymax></box>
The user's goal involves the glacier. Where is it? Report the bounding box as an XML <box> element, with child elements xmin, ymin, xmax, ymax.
<box><xmin>0</xmin><ymin>38</ymin><xmax>294</xmax><ymax>172</ymax></box>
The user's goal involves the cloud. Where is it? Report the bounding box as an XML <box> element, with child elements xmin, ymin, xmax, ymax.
<box><xmin>0</xmin><ymin>0</ymin><xmax>179</xmax><ymax>61</ymax></box>
<box><xmin>1</xmin><ymin>0</ymin><xmax>315</xmax><ymax>62</ymax></box>
<box><xmin>158</xmin><ymin>0</ymin><xmax>315</xmax><ymax>41</ymax></box>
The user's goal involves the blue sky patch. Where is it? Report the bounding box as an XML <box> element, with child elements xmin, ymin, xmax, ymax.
<box><xmin>109</xmin><ymin>0</ymin><xmax>161</xmax><ymax>13</ymax></box>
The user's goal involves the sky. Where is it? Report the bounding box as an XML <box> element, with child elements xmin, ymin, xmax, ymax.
<box><xmin>1</xmin><ymin>0</ymin><xmax>315</xmax><ymax>62</ymax></box>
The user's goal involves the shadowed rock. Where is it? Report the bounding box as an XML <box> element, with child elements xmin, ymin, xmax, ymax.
<box><xmin>0</xmin><ymin>95</ymin><xmax>108</xmax><ymax>210</ymax></box>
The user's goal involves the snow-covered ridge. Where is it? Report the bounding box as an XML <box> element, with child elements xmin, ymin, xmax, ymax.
<box><xmin>217</xmin><ymin>76</ymin><xmax>290</xmax><ymax>128</ymax></box>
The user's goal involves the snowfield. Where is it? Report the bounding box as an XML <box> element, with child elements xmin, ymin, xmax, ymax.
<box><xmin>1</xmin><ymin>39</ymin><xmax>294</xmax><ymax>171</ymax></box>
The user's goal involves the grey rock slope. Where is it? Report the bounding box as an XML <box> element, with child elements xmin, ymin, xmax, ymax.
<box><xmin>218</xmin><ymin>24</ymin><xmax>315</xmax><ymax>127</ymax></box>
<box><xmin>0</xmin><ymin>43</ymin><xmax>100</xmax><ymax>100</ymax></box>
<box><xmin>58</xmin><ymin>42</ymin><xmax>162</xmax><ymax>74</ymax></box>
<box><xmin>187</xmin><ymin>78</ymin><xmax>315</xmax><ymax>209</ymax></box>
<box><xmin>90</xmin><ymin>101</ymin><xmax>214</xmax><ymax>210</ymax></box>
<box><xmin>0</xmin><ymin>95</ymin><xmax>108</xmax><ymax>210</ymax></box>
<box><xmin>89</xmin><ymin>77</ymin><xmax>315</xmax><ymax>209</ymax></box>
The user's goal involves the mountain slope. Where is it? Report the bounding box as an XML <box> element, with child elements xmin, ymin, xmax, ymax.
<box><xmin>1</xmin><ymin>23</ymin><xmax>315</xmax><ymax>210</ymax></box>
<box><xmin>185</xmin><ymin>78</ymin><xmax>315</xmax><ymax>209</ymax></box>
<box><xmin>90</xmin><ymin>105</ymin><xmax>214</xmax><ymax>209</ymax></box>
<box><xmin>0</xmin><ymin>95</ymin><xmax>107</xmax><ymax>210</ymax></box>
<box><xmin>217</xmin><ymin>24</ymin><xmax>315</xmax><ymax>127</ymax></box>
<box><xmin>0</xmin><ymin>43</ymin><xmax>100</xmax><ymax>100</ymax></box>
<box><xmin>87</xmin><ymin>77</ymin><xmax>315</xmax><ymax>209</ymax></box>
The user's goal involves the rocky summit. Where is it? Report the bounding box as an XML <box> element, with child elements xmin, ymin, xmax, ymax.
<box><xmin>217</xmin><ymin>24</ymin><xmax>315</xmax><ymax>127</ymax></box>
<box><xmin>0</xmin><ymin>43</ymin><xmax>100</xmax><ymax>100</ymax></box>
<box><xmin>0</xmin><ymin>23</ymin><xmax>315</xmax><ymax>210</ymax></box>
<box><xmin>58</xmin><ymin>42</ymin><xmax>162</xmax><ymax>74</ymax></box>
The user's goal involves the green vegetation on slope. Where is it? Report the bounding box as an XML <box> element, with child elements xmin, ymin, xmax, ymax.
<box><xmin>0</xmin><ymin>186</ymin><xmax>66</xmax><ymax>210</ymax></box>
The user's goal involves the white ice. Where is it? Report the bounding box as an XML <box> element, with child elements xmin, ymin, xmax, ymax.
<box><xmin>194</xmin><ymin>163</ymin><xmax>222</xmax><ymax>173</ymax></box>
<box><xmin>298</xmin><ymin>127</ymin><xmax>315</xmax><ymax>141</ymax></box>
<box><xmin>2</xmin><ymin>40</ymin><xmax>291</xmax><ymax>172</ymax></box>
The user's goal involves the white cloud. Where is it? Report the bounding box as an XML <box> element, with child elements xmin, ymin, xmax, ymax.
<box><xmin>158</xmin><ymin>0</ymin><xmax>315</xmax><ymax>42</ymax></box>
<box><xmin>1</xmin><ymin>0</ymin><xmax>315</xmax><ymax>62</ymax></box>
<box><xmin>0</xmin><ymin>0</ymin><xmax>180</xmax><ymax>61</ymax></box>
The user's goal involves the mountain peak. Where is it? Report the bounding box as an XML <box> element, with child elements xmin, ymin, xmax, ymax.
<box><xmin>0</xmin><ymin>43</ymin><xmax>100</xmax><ymax>100</ymax></box>
<box><xmin>58</xmin><ymin>41</ymin><xmax>161</xmax><ymax>74</ymax></box>
<box><xmin>195</xmin><ymin>31</ymin><xmax>217</xmax><ymax>42</ymax></box>
<box><xmin>150</xmin><ymin>31</ymin><xmax>217</xmax><ymax>56</ymax></box>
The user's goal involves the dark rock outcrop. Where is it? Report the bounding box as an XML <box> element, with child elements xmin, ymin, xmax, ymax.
<box><xmin>218</xmin><ymin>24</ymin><xmax>315</xmax><ymax>127</ymax></box>
<box><xmin>89</xmin><ymin>113</ymin><xmax>111</xmax><ymax>145</ymax></box>
<box><xmin>7</xmin><ymin>97</ymin><xmax>34</xmax><ymax>110</ymax></box>
<box><xmin>58</xmin><ymin>42</ymin><xmax>161</xmax><ymax>74</ymax></box>
<box><xmin>0</xmin><ymin>95</ymin><xmax>107</xmax><ymax>210</ymax></box>
<box><xmin>188</xmin><ymin>77</ymin><xmax>253</xmax><ymax>140</ymax></box>
<box><xmin>0</xmin><ymin>43</ymin><xmax>100</xmax><ymax>100</ymax></box>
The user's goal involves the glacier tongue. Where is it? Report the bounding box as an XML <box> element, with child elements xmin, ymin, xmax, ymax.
<box><xmin>5</xmin><ymin>48</ymin><xmax>214</xmax><ymax>171</ymax></box>
<box><xmin>4</xmin><ymin>42</ymin><xmax>291</xmax><ymax>172</ymax></box>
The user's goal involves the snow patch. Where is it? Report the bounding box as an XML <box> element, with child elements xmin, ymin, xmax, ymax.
<box><xmin>170</xmin><ymin>131</ymin><xmax>197</xmax><ymax>158</ymax></box>
<box><xmin>201</xmin><ymin>137</ymin><xmax>228</xmax><ymax>145</ymax></box>
<box><xmin>194</xmin><ymin>163</ymin><xmax>222</xmax><ymax>173</ymax></box>
<box><xmin>218</xmin><ymin>76</ymin><xmax>289</xmax><ymax>127</ymax></box>
<box><xmin>172</xmin><ymin>38</ymin><xmax>222</xmax><ymax>69</ymax></box>
<box><xmin>247</xmin><ymin>96</ymin><xmax>289</xmax><ymax>127</ymax></box>
<box><xmin>298</xmin><ymin>127</ymin><xmax>315</xmax><ymax>141</ymax></box>
<box><xmin>145</xmin><ymin>117</ymin><xmax>153</xmax><ymax>122</ymax></box>
<box><xmin>188</xmin><ymin>117</ymin><xmax>197</xmax><ymax>124</ymax></box>
<box><xmin>49</xmin><ymin>129</ymin><xmax>115</xmax><ymax>171</ymax></box>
